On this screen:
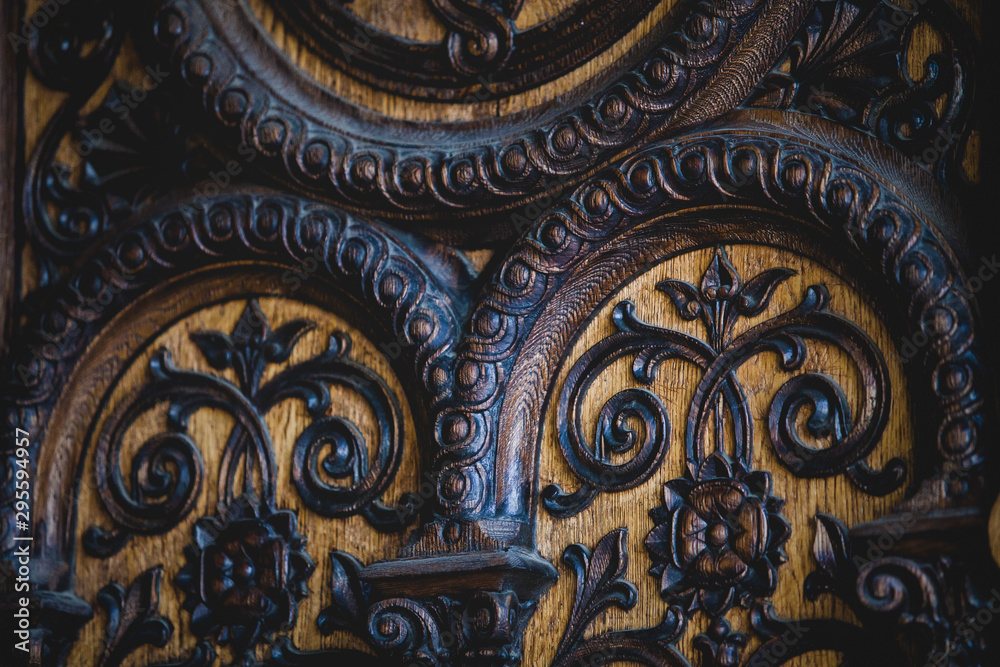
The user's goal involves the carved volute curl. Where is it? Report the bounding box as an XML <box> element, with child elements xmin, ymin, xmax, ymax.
<box><xmin>271</xmin><ymin>0</ymin><xmax>661</xmax><ymax>99</ymax></box>
<box><xmin>83</xmin><ymin>299</ymin><xmax>414</xmax><ymax>559</ymax></box>
<box><xmin>1</xmin><ymin>189</ymin><xmax>465</xmax><ymax>577</ymax></box>
<box><xmin>745</xmin><ymin>0</ymin><xmax>976</xmax><ymax>190</ymax></box>
<box><xmin>543</xmin><ymin>246</ymin><xmax>899</xmax><ymax>519</ymax></box>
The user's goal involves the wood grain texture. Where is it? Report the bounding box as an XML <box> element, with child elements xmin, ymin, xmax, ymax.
<box><xmin>528</xmin><ymin>245</ymin><xmax>915</xmax><ymax>666</ymax></box>
<box><xmin>56</xmin><ymin>293</ymin><xmax>413</xmax><ymax>665</ymax></box>
<box><xmin>3</xmin><ymin>0</ymin><xmax>994</xmax><ymax>665</ymax></box>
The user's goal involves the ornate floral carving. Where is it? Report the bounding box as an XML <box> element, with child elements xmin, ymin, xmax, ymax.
<box><xmin>782</xmin><ymin>513</ymin><xmax>993</xmax><ymax>666</ymax></box>
<box><xmin>96</xmin><ymin>566</ymin><xmax>200</xmax><ymax>667</ymax></box>
<box><xmin>745</xmin><ymin>0</ymin><xmax>974</xmax><ymax>188</ymax></box>
<box><xmin>550</xmin><ymin>528</ymin><xmax>689</xmax><ymax>667</ymax></box>
<box><xmin>543</xmin><ymin>246</ymin><xmax>899</xmax><ymax>517</ymax></box>
<box><xmin>693</xmin><ymin>617</ymin><xmax>747</xmax><ymax>667</ymax></box>
<box><xmin>3</xmin><ymin>191</ymin><xmax>460</xmax><ymax>572</ymax></box>
<box><xmin>1</xmin><ymin>0</ymin><xmax>993</xmax><ymax>661</ymax></box>
<box><xmin>426</xmin><ymin>125</ymin><xmax>983</xmax><ymax>541</ymax></box>
<box><xmin>83</xmin><ymin>298</ymin><xmax>414</xmax><ymax>557</ymax></box>
<box><xmin>176</xmin><ymin>495</ymin><xmax>315</xmax><ymax>663</ymax></box>
<box><xmin>22</xmin><ymin>0</ymin><xmax>125</xmax><ymax>286</ymax></box>
<box><xmin>645</xmin><ymin>453</ymin><xmax>790</xmax><ymax>617</ymax></box>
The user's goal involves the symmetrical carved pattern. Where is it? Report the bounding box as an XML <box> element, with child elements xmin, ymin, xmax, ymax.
<box><xmin>176</xmin><ymin>494</ymin><xmax>315</xmax><ymax>664</ymax></box>
<box><xmin>0</xmin><ymin>0</ymin><xmax>994</xmax><ymax>663</ymax></box>
<box><xmin>543</xmin><ymin>246</ymin><xmax>899</xmax><ymax>518</ymax></box>
<box><xmin>428</xmin><ymin>129</ymin><xmax>985</xmax><ymax>536</ymax></box>
<box><xmin>645</xmin><ymin>453</ymin><xmax>790</xmax><ymax>617</ymax></box>
<box><xmin>83</xmin><ymin>299</ymin><xmax>413</xmax><ymax>558</ymax></box>
<box><xmin>2</xmin><ymin>189</ymin><xmax>461</xmax><ymax>555</ymax></box>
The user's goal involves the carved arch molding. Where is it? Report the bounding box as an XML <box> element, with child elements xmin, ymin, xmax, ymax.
<box><xmin>1</xmin><ymin>0</ymin><xmax>996</xmax><ymax>665</ymax></box>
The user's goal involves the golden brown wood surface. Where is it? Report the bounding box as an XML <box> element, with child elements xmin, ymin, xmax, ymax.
<box><xmin>5</xmin><ymin>0</ymin><xmax>993</xmax><ymax>665</ymax></box>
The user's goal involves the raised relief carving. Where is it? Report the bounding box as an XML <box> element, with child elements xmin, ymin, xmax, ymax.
<box><xmin>177</xmin><ymin>495</ymin><xmax>315</xmax><ymax>663</ymax></box>
<box><xmin>271</xmin><ymin>0</ymin><xmax>661</xmax><ymax>99</ymax></box>
<box><xmin>544</xmin><ymin>246</ymin><xmax>900</xmax><ymax>518</ymax></box>
<box><xmin>84</xmin><ymin>299</ymin><xmax>414</xmax><ymax>559</ymax></box>
<box><xmin>746</xmin><ymin>0</ymin><xmax>974</xmax><ymax>188</ymax></box>
<box><xmin>141</xmin><ymin>0</ymin><xmax>806</xmax><ymax>223</ymax></box>
<box><xmin>1</xmin><ymin>0</ymin><xmax>993</xmax><ymax>663</ymax></box>
<box><xmin>645</xmin><ymin>454</ymin><xmax>790</xmax><ymax>617</ymax></box>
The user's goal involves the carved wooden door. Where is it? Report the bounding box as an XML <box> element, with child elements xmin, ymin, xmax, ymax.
<box><xmin>2</xmin><ymin>0</ymin><xmax>997</xmax><ymax>665</ymax></box>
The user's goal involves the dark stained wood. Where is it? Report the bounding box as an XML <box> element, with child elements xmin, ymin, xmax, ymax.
<box><xmin>0</xmin><ymin>0</ymin><xmax>996</xmax><ymax>665</ymax></box>
<box><xmin>0</xmin><ymin>0</ymin><xmax>21</xmax><ymax>367</ymax></box>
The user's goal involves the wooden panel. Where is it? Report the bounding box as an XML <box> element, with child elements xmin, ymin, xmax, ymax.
<box><xmin>2</xmin><ymin>0</ymin><xmax>994</xmax><ymax>665</ymax></box>
<box><xmin>530</xmin><ymin>245</ymin><xmax>914</xmax><ymax>666</ymax></box>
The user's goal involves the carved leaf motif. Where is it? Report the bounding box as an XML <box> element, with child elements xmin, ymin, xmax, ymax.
<box><xmin>97</xmin><ymin>566</ymin><xmax>173</xmax><ymax>667</ymax></box>
<box><xmin>189</xmin><ymin>331</ymin><xmax>234</xmax><ymax>371</ymax></box>
<box><xmin>804</xmin><ymin>513</ymin><xmax>854</xmax><ymax>601</ymax></box>
<box><xmin>700</xmin><ymin>247</ymin><xmax>741</xmax><ymax>299</ymax></box>
<box><xmin>737</xmin><ymin>268</ymin><xmax>795</xmax><ymax>316</ymax></box>
<box><xmin>266</xmin><ymin>320</ymin><xmax>315</xmax><ymax>363</ymax></box>
<box><xmin>656</xmin><ymin>279</ymin><xmax>702</xmax><ymax>320</ymax></box>
<box><xmin>553</xmin><ymin>528</ymin><xmax>638</xmax><ymax>665</ymax></box>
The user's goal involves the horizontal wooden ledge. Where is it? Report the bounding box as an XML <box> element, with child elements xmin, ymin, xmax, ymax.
<box><xmin>361</xmin><ymin>547</ymin><xmax>558</xmax><ymax>601</ymax></box>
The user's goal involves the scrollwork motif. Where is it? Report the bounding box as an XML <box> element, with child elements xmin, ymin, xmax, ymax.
<box><xmin>84</xmin><ymin>299</ymin><xmax>414</xmax><ymax>558</ymax></box>
<box><xmin>745</xmin><ymin>0</ymin><xmax>975</xmax><ymax>188</ymax></box>
<box><xmin>545</xmin><ymin>246</ymin><xmax>901</xmax><ymax>517</ymax></box>
<box><xmin>550</xmin><ymin>528</ymin><xmax>691</xmax><ymax>667</ymax></box>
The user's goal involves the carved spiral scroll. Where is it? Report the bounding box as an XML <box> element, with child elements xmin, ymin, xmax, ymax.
<box><xmin>91</xmin><ymin>349</ymin><xmax>269</xmax><ymax>537</ymax></box>
<box><xmin>545</xmin><ymin>248</ymin><xmax>902</xmax><ymax>518</ymax></box>
<box><xmin>277</xmin><ymin>333</ymin><xmax>412</xmax><ymax>525</ymax></box>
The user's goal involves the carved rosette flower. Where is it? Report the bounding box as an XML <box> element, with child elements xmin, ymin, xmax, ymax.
<box><xmin>177</xmin><ymin>495</ymin><xmax>315</xmax><ymax>660</ymax></box>
<box><xmin>645</xmin><ymin>453</ymin><xmax>789</xmax><ymax>616</ymax></box>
